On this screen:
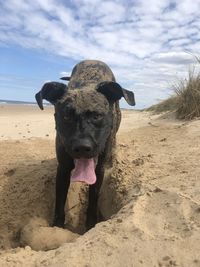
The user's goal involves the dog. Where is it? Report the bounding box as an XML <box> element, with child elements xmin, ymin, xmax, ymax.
<box><xmin>35</xmin><ymin>60</ymin><xmax>135</xmax><ymax>230</ymax></box>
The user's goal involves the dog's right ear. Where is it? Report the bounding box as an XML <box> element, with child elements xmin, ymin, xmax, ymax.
<box><xmin>35</xmin><ymin>82</ymin><xmax>68</xmax><ymax>110</ymax></box>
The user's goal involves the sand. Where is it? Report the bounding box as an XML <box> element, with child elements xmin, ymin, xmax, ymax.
<box><xmin>0</xmin><ymin>104</ymin><xmax>200</xmax><ymax>267</ymax></box>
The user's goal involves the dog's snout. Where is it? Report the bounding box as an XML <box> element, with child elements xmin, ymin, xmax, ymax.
<box><xmin>72</xmin><ymin>140</ymin><xmax>94</xmax><ymax>158</ymax></box>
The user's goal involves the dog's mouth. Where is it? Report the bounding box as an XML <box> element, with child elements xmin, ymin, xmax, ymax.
<box><xmin>70</xmin><ymin>157</ymin><xmax>98</xmax><ymax>185</ymax></box>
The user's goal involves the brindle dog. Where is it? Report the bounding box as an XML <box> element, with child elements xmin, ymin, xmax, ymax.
<box><xmin>35</xmin><ymin>60</ymin><xmax>135</xmax><ymax>230</ymax></box>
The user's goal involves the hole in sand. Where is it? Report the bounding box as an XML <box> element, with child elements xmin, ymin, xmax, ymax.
<box><xmin>0</xmin><ymin>140</ymin><xmax>139</xmax><ymax>251</ymax></box>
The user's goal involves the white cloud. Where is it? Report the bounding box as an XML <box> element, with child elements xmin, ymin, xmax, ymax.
<box><xmin>152</xmin><ymin>52</ymin><xmax>194</xmax><ymax>65</ymax></box>
<box><xmin>60</xmin><ymin>71</ymin><xmax>71</xmax><ymax>78</ymax></box>
<box><xmin>0</xmin><ymin>0</ymin><xmax>200</xmax><ymax>108</ymax></box>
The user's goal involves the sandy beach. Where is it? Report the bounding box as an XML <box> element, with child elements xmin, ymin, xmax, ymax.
<box><xmin>0</xmin><ymin>104</ymin><xmax>55</xmax><ymax>140</ymax></box>
<box><xmin>0</xmin><ymin>104</ymin><xmax>200</xmax><ymax>267</ymax></box>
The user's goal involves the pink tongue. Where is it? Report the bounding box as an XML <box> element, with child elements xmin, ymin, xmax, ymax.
<box><xmin>71</xmin><ymin>158</ymin><xmax>96</xmax><ymax>185</ymax></box>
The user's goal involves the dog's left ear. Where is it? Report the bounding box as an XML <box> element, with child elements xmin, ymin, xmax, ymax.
<box><xmin>96</xmin><ymin>81</ymin><xmax>135</xmax><ymax>106</ymax></box>
<box><xmin>35</xmin><ymin>82</ymin><xmax>68</xmax><ymax>110</ymax></box>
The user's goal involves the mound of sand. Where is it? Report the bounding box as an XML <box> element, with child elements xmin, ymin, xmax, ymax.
<box><xmin>20</xmin><ymin>218</ymin><xmax>79</xmax><ymax>251</ymax></box>
<box><xmin>0</xmin><ymin>106</ymin><xmax>200</xmax><ymax>266</ymax></box>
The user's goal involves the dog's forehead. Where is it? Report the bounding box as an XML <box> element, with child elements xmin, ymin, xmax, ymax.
<box><xmin>68</xmin><ymin>60</ymin><xmax>115</xmax><ymax>90</ymax></box>
<box><xmin>58</xmin><ymin>89</ymin><xmax>109</xmax><ymax>114</ymax></box>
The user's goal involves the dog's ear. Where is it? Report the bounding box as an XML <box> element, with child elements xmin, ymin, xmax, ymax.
<box><xmin>35</xmin><ymin>82</ymin><xmax>68</xmax><ymax>110</ymax></box>
<box><xmin>96</xmin><ymin>81</ymin><xmax>135</xmax><ymax>106</ymax></box>
<box><xmin>60</xmin><ymin>76</ymin><xmax>71</xmax><ymax>81</ymax></box>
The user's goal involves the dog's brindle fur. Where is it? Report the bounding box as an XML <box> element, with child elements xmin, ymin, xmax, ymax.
<box><xmin>35</xmin><ymin>60</ymin><xmax>135</xmax><ymax>230</ymax></box>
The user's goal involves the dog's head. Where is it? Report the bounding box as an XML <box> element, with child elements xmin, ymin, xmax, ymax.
<box><xmin>35</xmin><ymin>81</ymin><xmax>135</xmax><ymax>160</ymax></box>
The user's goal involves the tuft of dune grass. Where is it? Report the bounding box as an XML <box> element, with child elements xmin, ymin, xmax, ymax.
<box><xmin>175</xmin><ymin>68</ymin><xmax>200</xmax><ymax>120</ymax></box>
<box><xmin>148</xmin><ymin>56</ymin><xmax>200</xmax><ymax>120</ymax></box>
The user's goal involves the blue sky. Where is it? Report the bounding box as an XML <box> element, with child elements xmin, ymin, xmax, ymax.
<box><xmin>0</xmin><ymin>0</ymin><xmax>200</xmax><ymax>109</ymax></box>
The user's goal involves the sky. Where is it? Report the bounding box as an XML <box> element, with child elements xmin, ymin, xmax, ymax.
<box><xmin>0</xmin><ymin>0</ymin><xmax>200</xmax><ymax>109</ymax></box>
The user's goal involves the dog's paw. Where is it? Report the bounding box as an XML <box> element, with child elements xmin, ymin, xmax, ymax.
<box><xmin>85</xmin><ymin>217</ymin><xmax>96</xmax><ymax>231</ymax></box>
<box><xmin>52</xmin><ymin>216</ymin><xmax>65</xmax><ymax>228</ymax></box>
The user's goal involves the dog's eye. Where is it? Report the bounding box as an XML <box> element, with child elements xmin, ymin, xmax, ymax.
<box><xmin>64</xmin><ymin>115</ymin><xmax>72</xmax><ymax>122</ymax></box>
<box><xmin>92</xmin><ymin>114</ymin><xmax>103</xmax><ymax>121</ymax></box>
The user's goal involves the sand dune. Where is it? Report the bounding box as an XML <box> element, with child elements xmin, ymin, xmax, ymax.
<box><xmin>0</xmin><ymin>104</ymin><xmax>199</xmax><ymax>267</ymax></box>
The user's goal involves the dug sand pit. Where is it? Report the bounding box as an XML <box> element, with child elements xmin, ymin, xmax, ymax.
<box><xmin>0</xmin><ymin>106</ymin><xmax>200</xmax><ymax>267</ymax></box>
<box><xmin>20</xmin><ymin>218</ymin><xmax>79</xmax><ymax>251</ymax></box>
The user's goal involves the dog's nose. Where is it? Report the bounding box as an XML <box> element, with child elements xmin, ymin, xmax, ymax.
<box><xmin>73</xmin><ymin>145</ymin><xmax>92</xmax><ymax>153</ymax></box>
<box><xmin>72</xmin><ymin>141</ymin><xmax>93</xmax><ymax>158</ymax></box>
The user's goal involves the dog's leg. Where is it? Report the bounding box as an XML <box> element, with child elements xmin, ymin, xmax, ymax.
<box><xmin>53</xmin><ymin>141</ymin><xmax>74</xmax><ymax>228</ymax></box>
<box><xmin>86</xmin><ymin>161</ymin><xmax>104</xmax><ymax>230</ymax></box>
<box><xmin>53</xmin><ymin>164</ymin><xmax>71</xmax><ymax>227</ymax></box>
